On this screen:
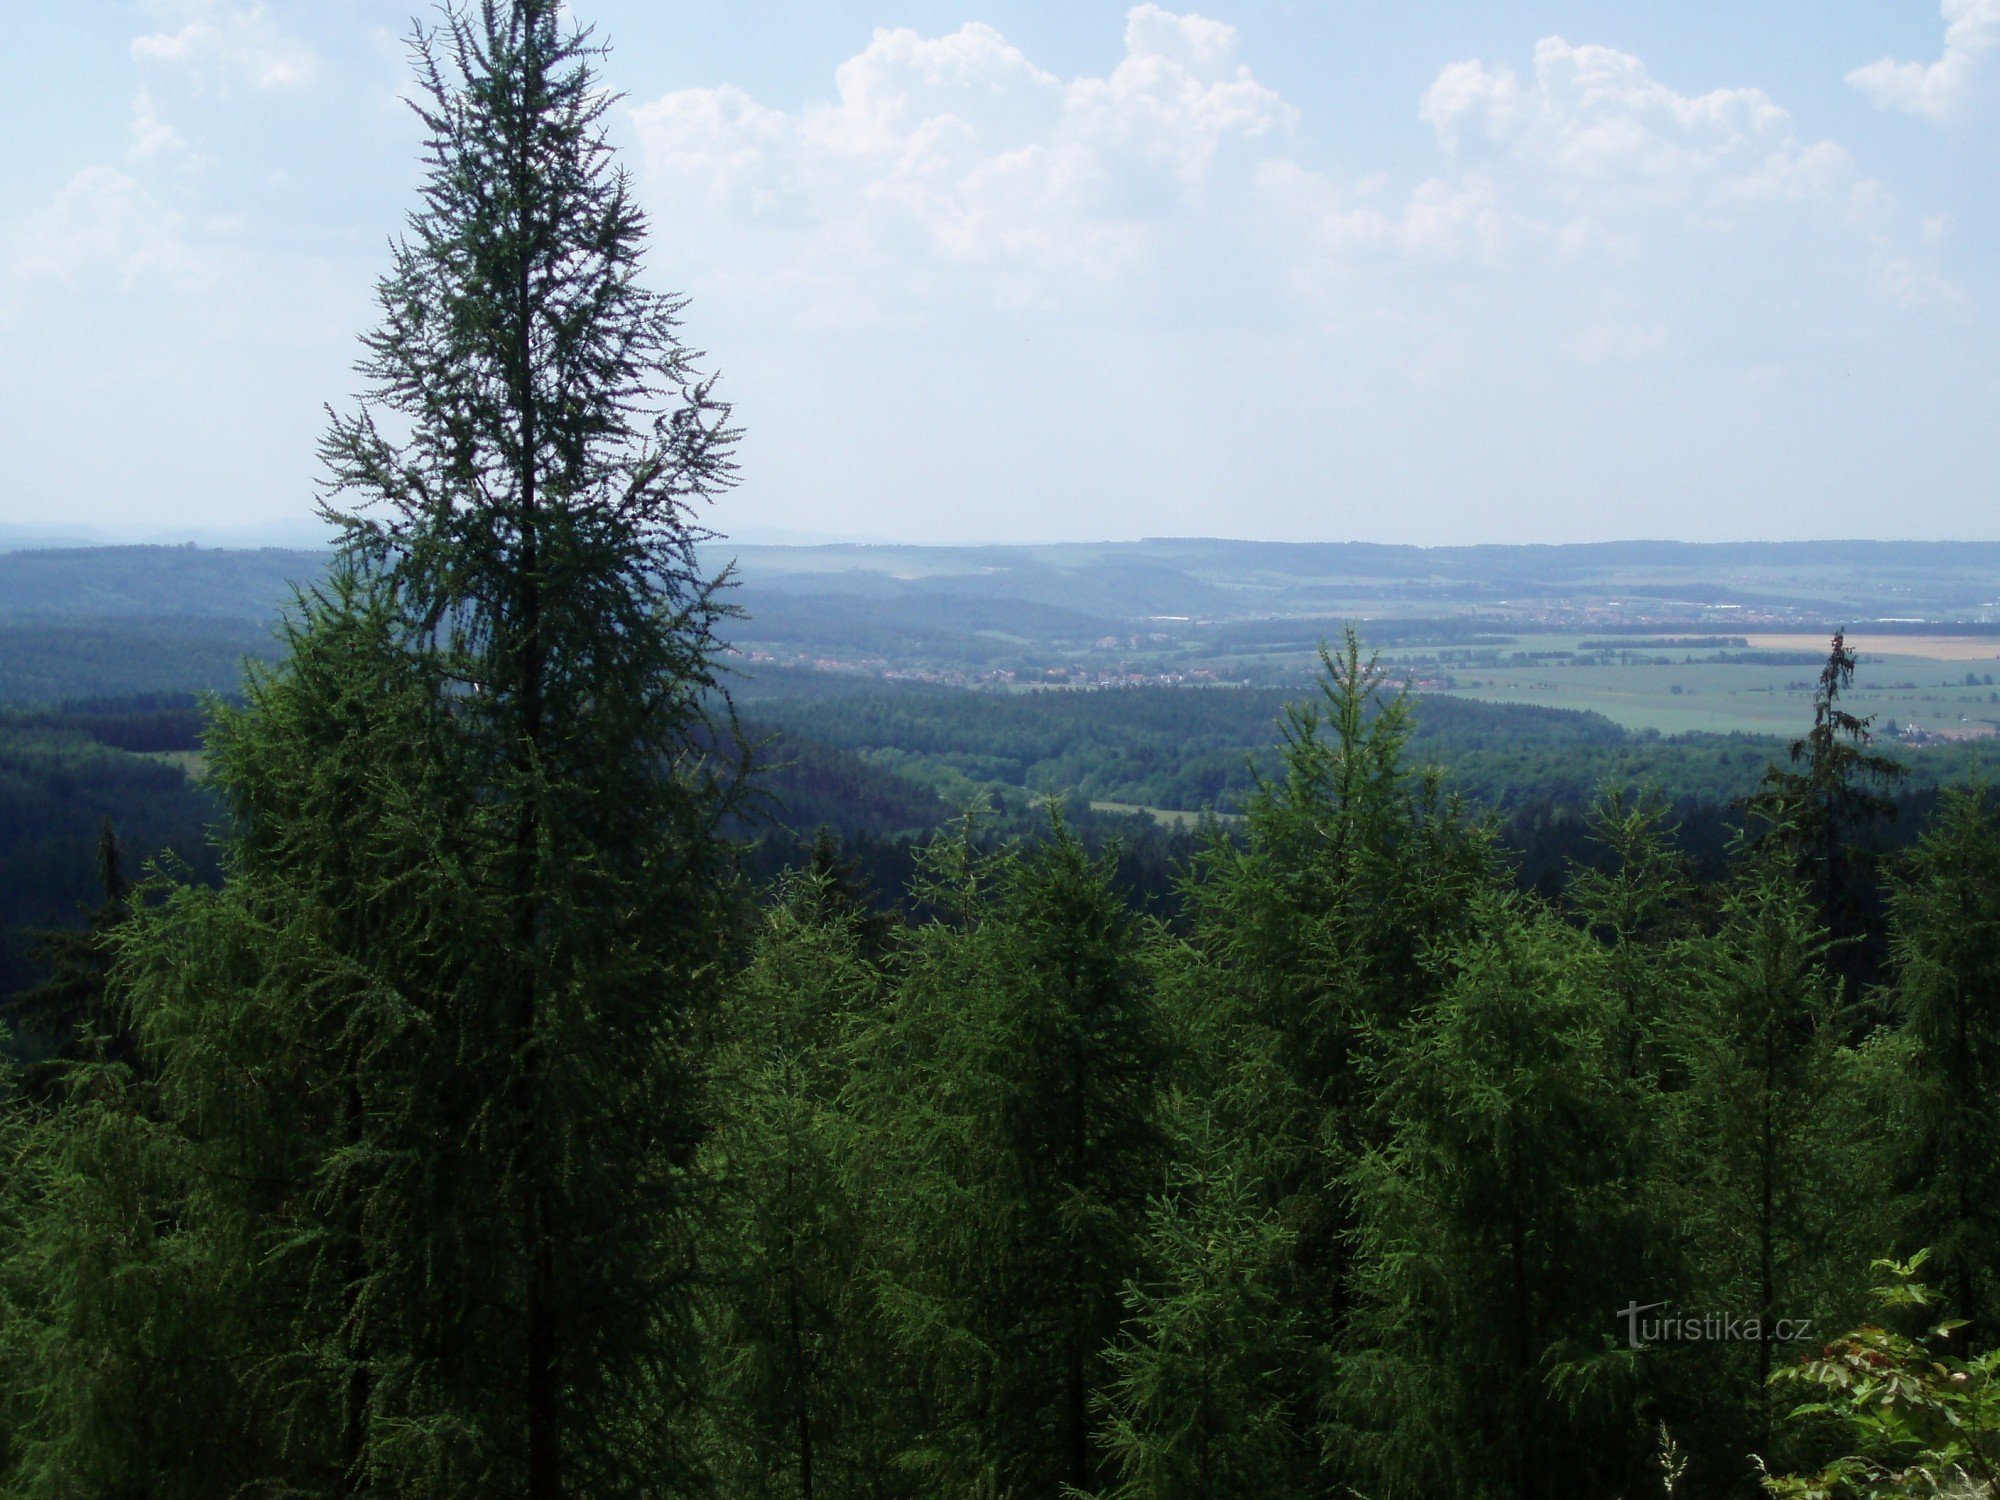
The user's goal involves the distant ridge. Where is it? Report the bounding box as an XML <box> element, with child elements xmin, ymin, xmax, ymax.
<box><xmin>5</xmin><ymin>536</ymin><xmax>2000</xmax><ymax>627</ymax></box>
<box><xmin>0</xmin><ymin>545</ymin><xmax>331</xmax><ymax>620</ymax></box>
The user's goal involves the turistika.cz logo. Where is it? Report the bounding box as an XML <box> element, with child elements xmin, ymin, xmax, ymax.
<box><xmin>1617</xmin><ymin>1301</ymin><xmax>1814</xmax><ymax>1349</ymax></box>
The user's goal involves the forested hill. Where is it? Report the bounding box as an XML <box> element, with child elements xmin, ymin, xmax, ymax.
<box><xmin>0</xmin><ymin>545</ymin><xmax>327</xmax><ymax>618</ymax></box>
<box><xmin>11</xmin><ymin>535</ymin><xmax>2000</xmax><ymax>628</ymax></box>
<box><xmin>0</xmin><ymin>547</ymin><xmax>324</xmax><ymax>701</ymax></box>
<box><xmin>749</xmin><ymin>682</ymin><xmax>2000</xmax><ymax>816</ymax></box>
<box><xmin>721</xmin><ymin>535</ymin><xmax>2000</xmax><ymax>620</ymax></box>
<box><xmin>12</xmin><ymin>535</ymin><xmax>2000</xmax><ymax>705</ymax></box>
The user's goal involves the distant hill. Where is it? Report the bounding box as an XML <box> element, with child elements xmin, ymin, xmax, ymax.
<box><xmin>4</xmin><ymin>537</ymin><xmax>1999</xmax><ymax>703</ymax></box>
<box><xmin>0</xmin><ymin>546</ymin><xmax>329</xmax><ymax>620</ymax></box>
<box><xmin>718</xmin><ymin>537</ymin><xmax>2000</xmax><ymax>621</ymax></box>
<box><xmin>7</xmin><ymin>536</ymin><xmax>2000</xmax><ymax>626</ymax></box>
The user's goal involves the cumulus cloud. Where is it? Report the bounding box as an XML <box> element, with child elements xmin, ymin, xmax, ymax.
<box><xmin>133</xmin><ymin>1</ymin><xmax>316</xmax><ymax>93</ymax></box>
<box><xmin>1265</xmin><ymin>34</ymin><xmax>1945</xmax><ymax>315</ymax></box>
<box><xmin>1232</xmin><ymin>30</ymin><xmax>1969</xmax><ymax>351</ymax></box>
<box><xmin>1848</xmin><ymin>0</ymin><xmax>2000</xmax><ymax>120</ymax></box>
<box><xmin>1420</xmin><ymin>38</ymin><xmax>1878</xmax><ymax>223</ymax></box>
<box><xmin>629</xmin><ymin>5</ymin><xmax>1293</xmax><ymax>316</ymax></box>
<box><xmin>628</xmin><ymin>13</ymin><xmax>1956</xmax><ymax>334</ymax></box>
<box><xmin>128</xmin><ymin>90</ymin><xmax>192</xmax><ymax>164</ymax></box>
<box><xmin>6</xmin><ymin>167</ymin><xmax>204</xmax><ymax>299</ymax></box>
<box><xmin>1255</xmin><ymin>160</ymin><xmax>1523</xmax><ymax>264</ymax></box>
<box><xmin>1878</xmin><ymin>252</ymin><xmax>1970</xmax><ymax>310</ymax></box>
<box><xmin>1565</xmin><ymin>320</ymin><xmax>1674</xmax><ymax>364</ymax></box>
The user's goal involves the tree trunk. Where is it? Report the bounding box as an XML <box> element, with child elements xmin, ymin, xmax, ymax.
<box><xmin>514</xmin><ymin>174</ymin><xmax>558</xmax><ymax>1497</ymax></box>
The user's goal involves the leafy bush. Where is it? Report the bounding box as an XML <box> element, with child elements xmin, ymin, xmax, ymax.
<box><xmin>1762</xmin><ymin>1252</ymin><xmax>2000</xmax><ymax>1497</ymax></box>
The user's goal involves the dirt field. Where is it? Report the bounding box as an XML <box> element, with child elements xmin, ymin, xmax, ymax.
<box><xmin>1743</xmin><ymin>634</ymin><xmax>2000</xmax><ymax>662</ymax></box>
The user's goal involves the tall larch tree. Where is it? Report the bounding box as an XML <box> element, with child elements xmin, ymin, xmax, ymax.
<box><xmin>316</xmin><ymin>3</ymin><xmax>742</xmax><ymax>1488</ymax></box>
<box><xmin>1887</xmin><ymin>783</ymin><xmax>2000</xmax><ymax>1346</ymax></box>
<box><xmin>1173</xmin><ymin>630</ymin><xmax>1493</xmax><ymax>1464</ymax></box>
<box><xmin>852</xmin><ymin>817</ymin><xmax>1164</xmax><ymax>1495</ymax></box>
<box><xmin>5</xmin><ymin>4</ymin><xmax>742</xmax><ymax>1495</ymax></box>
<box><xmin>698</xmin><ymin>870</ymin><xmax>902</xmax><ymax>1497</ymax></box>
<box><xmin>1748</xmin><ymin>631</ymin><xmax>1904</xmax><ymax>995</ymax></box>
<box><xmin>1670</xmin><ymin>835</ymin><xmax>1883</xmax><ymax>1481</ymax></box>
<box><xmin>1336</xmin><ymin>889</ymin><xmax>1659</xmax><ymax>1498</ymax></box>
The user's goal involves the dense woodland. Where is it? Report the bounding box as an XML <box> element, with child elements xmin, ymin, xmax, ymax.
<box><xmin>6</xmin><ymin>6</ymin><xmax>2000</xmax><ymax>1497</ymax></box>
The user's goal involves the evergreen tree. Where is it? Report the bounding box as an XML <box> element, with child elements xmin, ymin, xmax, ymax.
<box><xmin>854</xmin><ymin>816</ymin><xmax>1163</xmax><ymax>1495</ymax></box>
<box><xmin>1668</xmin><ymin>835</ymin><xmax>1885</xmax><ymax>1481</ymax></box>
<box><xmin>4</xmin><ymin>819</ymin><xmax>133</xmax><ymax>1100</ymax></box>
<box><xmin>1748</xmin><ymin>632</ymin><xmax>1904</xmax><ymax>992</ymax></box>
<box><xmin>1563</xmin><ymin>790</ymin><xmax>1703</xmax><ymax>1082</ymax></box>
<box><xmin>1337</xmin><ymin>889</ymin><xmax>1659</xmax><ymax>1498</ymax></box>
<box><xmin>1174</xmin><ymin>630</ymin><xmax>1493</xmax><ymax>1463</ymax></box>
<box><xmin>1557</xmin><ymin>794</ymin><xmax>1736</xmax><ymax>1486</ymax></box>
<box><xmin>0</xmin><ymin>1064</ymin><xmax>258</xmax><ymax>1496</ymax></box>
<box><xmin>320</xmin><ymin>3</ymin><xmax>743</xmax><ymax>1487</ymax></box>
<box><xmin>797</xmin><ymin>825</ymin><xmax>898</xmax><ymax>960</ymax></box>
<box><xmin>7</xmin><ymin>577</ymin><xmax>501</xmax><ymax>1492</ymax></box>
<box><xmin>1094</xmin><ymin>1091</ymin><xmax>1306</xmax><ymax>1496</ymax></box>
<box><xmin>699</xmin><ymin>870</ymin><xmax>902</xmax><ymax>1497</ymax></box>
<box><xmin>6</xmin><ymin>2</ymin><xmax>743</xmax><ymax>1492</ymax></box>
<box><xmin>1887</xmin><ymin>783</ymin><xmax>2000</xmax><ymax>1346</ymax></box>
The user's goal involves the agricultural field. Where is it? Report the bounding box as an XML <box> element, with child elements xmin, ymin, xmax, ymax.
<box><xmin>1367</xmin><ymin>631</ymin><xmax>2000</xmax><ymax>737</ymax></box>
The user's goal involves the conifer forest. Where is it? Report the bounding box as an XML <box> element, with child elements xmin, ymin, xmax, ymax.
<box><xmin>7</xmin><ymin>5</ymin><xmax>2000</xmax><ymax>1497</ymax></box>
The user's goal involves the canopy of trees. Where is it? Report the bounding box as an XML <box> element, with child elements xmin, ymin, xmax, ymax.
<box><xmin>0</xmin><ymin>4</ymin><xmax>1992</xmax><ymax>1496</ymax></box>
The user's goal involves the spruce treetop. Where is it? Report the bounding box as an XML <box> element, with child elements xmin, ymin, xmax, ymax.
<box><xmin>319</xmin><ymin>0</ymin><xmax>737</xmax><ymax>712</ymax></box>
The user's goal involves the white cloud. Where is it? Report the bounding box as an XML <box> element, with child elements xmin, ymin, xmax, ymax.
<box><xmin>128</xmin><ymin>90</ymin><xmax>191</xmax><ymax>164</ymax></box>
<box><xmin>1420</xmin><ymin>38</ymin><xmax>1875</xmax><ymax>222</ymax></box>
<box><xmin>1255</xmin><ymin>159</ymin><xmax>1523</xmax><ymax>264</ymax></box>
<box><xmin>6</xmin><ymin>167</ymin><xmax>204</xmax><ymax>299</ymax></box>
<box><xmin>1267</xmin><ymin>35</ymin><xmax>1915</xmax><ymax>305</ymax></box>
<box><xmin>630</xmin><ymin>15</ymin><xmax>1957</xmax><ymax>336</ymax></box>
<box><xmin>1394</xmin><ymin>36</ymin><xmax>1969</xmax><ymax>311</ymax></box>
<box><xmin>1565</xmin><ymin>320</ymin><xmax>1674</xmax><ymax>364</ymax></box>
<box><xmin>628</xmin><ymin>6</ymin><xmax>1293</xmax><ymax>317</ymax></box>
<box><xmin>1878</xmin><ymin>252</ymin><xmax>1970</xmax><ymax>310</ymax></box>
<box><xmin>1068</xmin><ymin>5</ymin><xmax>1297</xmax><ymax>188</ymax></box>
<box><xmin>1848</xmin><ymin>0</ymin><xmax>2000</xmax><ymax>120</ymax></box>
<box><xmin>133</xmin><ymin>1</ymin><xmax>316</xmax><ymax>93</ymax></box>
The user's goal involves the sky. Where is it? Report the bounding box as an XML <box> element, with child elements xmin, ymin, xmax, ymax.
<box><xmin>2</xmin><ymin>1</ymin><xmax>1996</xmax><ymax>547</ymax></box>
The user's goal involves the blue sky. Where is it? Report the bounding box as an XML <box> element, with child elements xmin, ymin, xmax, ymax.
<box><xmin>3</xmin><ymin>1</ymin><xmax>1995</xmax><ymax>545</ymax></box>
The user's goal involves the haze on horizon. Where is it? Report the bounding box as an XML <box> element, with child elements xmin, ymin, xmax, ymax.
<box><xmin>3</xmin><ymin>0</ymin><xmax>1996</xmax><ymax>548</ymax></box>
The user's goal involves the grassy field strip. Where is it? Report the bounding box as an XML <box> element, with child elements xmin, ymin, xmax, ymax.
<box><xmin>1743</xmin><ymin>633</ymin><xmax>2000</xmax><ymax>661</ymax></box>
<box><xmin>140</xmin><ymin>749</ymin><xmax>209</xmax><ymax>781</ymax></box>
<box><xmin>1435</xmin><ymin>651</ymin><xmax>2000</xmax><ymax>736</ymax></box>
<box><xmin>1089</xmin><ymin>800</ymin><xmax>1242</xmax><ymax>829</ymax></box>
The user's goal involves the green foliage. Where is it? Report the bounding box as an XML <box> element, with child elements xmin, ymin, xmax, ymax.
<box><xmin>848</xmin><ymin>814</ymin><xmax>1164</xmax><ymax>1495</ymax></box>
<box><xmin>0</xmin><ymin>1059</ymin><xmax>260</xmax><ymax>1498</ymax></box>
<box><xmin>1171</xmin><ymin>632</ymin><xmax>1494</xmax><ymax>1458</ymax></box>
<box><xmin>1338</xmin><ymin>889</ymin><xmax>1658</xmax><ymax>1498</ymax></box>
<box><xmin>751</xmin><ymin>678</ymin><xmax>1741</xmax><ymax>819</ymax></box>
<box><xmin>1563</xmin><ymin>789</ymin><xmax>1705</xmax><ymax>1078</ymax></box>
<box><xmin>10</xmin><ymin>594</ymin><xmax>2000</xmax><ymax>1497</ymax></box>
<box><xmin>4</xmin><ymin>0</ymin><xmax>744</xmax><ymax>1492</ymax></box>
<box><xmin>1094</xmin><ymin>1091</ymin><xmax>1306</xmax><ymax>1496</ymax></box>
<box><xmin>1763</xmin><ymin>1253</ymin><xmax>2000</xmax><ymax>1498</ymax></box>
<box><xmin>698</xmin><ymin>872</ymin><xmax>902</xmax><ymax>1497</ymax></box>
<box><xmin>10</xmin><ymin>325</ymin><xmax>2000</xmax><ymax>1500</ymax></box>
<box><xmin>1749</xmin><ymin>632</ymin><xmax>1907</xmax><ymax>976</ymax></box>
<box><xmin>1886</xmin><ymin>786</ymin><xmax>2000</xmax><ymax>1346</ymax></box>
<box><xmin>1660</xmin><ymin>838</ymin><xmax>1894</xmax><ymax>1484</ymax></box>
